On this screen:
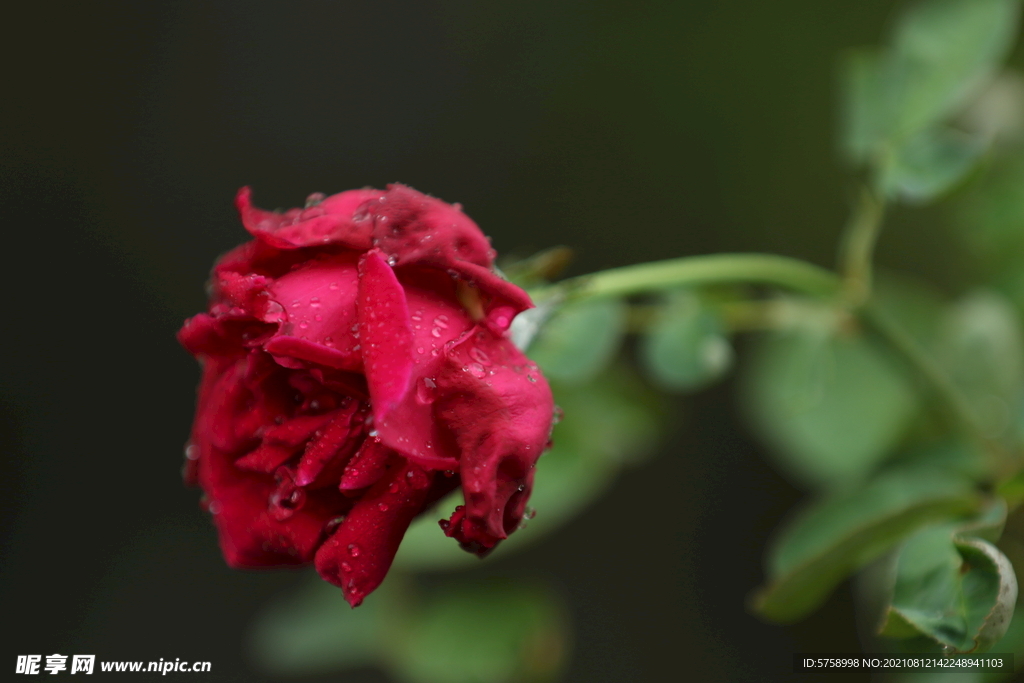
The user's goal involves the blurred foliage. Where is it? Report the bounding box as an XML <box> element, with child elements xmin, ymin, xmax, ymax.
<box><xmin>251</xmin><ymin>576</ymin><xmax>567</xmax><ymax>683</ymax></box>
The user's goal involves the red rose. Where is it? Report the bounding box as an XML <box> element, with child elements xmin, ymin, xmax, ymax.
<box><xmin>178</xmin><ymin>185</ymin><xmax>553</xmax><ymax>606</ymax></box>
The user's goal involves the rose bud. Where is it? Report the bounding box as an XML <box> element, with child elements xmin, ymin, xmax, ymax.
<box><xmin>178</xmin><ymin>185</ymin><xmax>554</xmax><ymax>606</ymax></box>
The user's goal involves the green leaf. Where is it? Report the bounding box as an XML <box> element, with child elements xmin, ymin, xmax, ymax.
<box><xmin>394</xmin><ymin>364</ymin><xmax>665</xmax><ymax>570</ymax></box>
<box><xmin>881</xmin><ymin>126</ymin><xmax>985</xmax><ymax>201</ymax></box>
<box><xmin>640</xmin><ymin>290</ymin><xmax>733</xmax><ymax>392</ymax></box>
<box><xmin>744</xmin><ymin>328</ymin><xmax>919</xmax><ymax>489</ymax></box>
<box><xmin>873</xmin><ymin>272</ymin><xmax>948</xmax><ymax>350</ymax></box>
<box><xmin>880</xmin><ymin>523</ymin><xmax>1017</xmax><ymax>652</ymax></box>
<box><xmin>938</xmin><ymin>290</ymin><xmax>1024</xmax><ymax>437</ymax></box>
<box><xmin>388</xmin><ymin>579</ymin><xmax>568</xmax><ymax>683</ymax></box>
<box><xmin>839</xmin><ymin>0</ymin><xmax>1015</xmax><ymax>181</ymax></box>
<box><xmin>526</xmin><ymin>298</ymin><xmax>627</xmax><ymax>384</ymax></box>
<box><xmin>754</xmin><ymin>464</ymin><xmax>981</xmax><ymax>623</ymax></box>
<box><xmin>248</xmin><ymin>575</ymin><xmax>390</xmax><ymax>675</ymax></box>
<box><xmin>889</xmin><ymin>0</ymin><xmax>1020</xmax><ymax>138</ymax></box>
<box><xmin>841</xmin><ymin>0</ymin><xmax>1020</xmax><ymax>164</ymax></box>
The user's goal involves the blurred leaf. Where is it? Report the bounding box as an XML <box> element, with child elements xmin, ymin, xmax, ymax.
<box><xmin>889</xmin><ymin>0</ymin><xmax>1019</xmax><ymax>138</ymax></box>
<box><xmin>955</xmin><ymin>156</ymin><xmax>1024</xmax><ymax>277</ymax></box>
<box><xmin>250</xmin><ymin>575</ymin><xmax>569</xmax><ymax>683</ymax></box>
<box><xmin>640</xmin><ymin>290</ymin><xmax>733</xmax><ymax>392</ymax></box>
<box><xmin>527</xmin><ymin>298</ymin><xmax>627</xmax><ymax>384</ymax></box>
<box><xmin>937</xmin><ymin>290</ymin><xmax>1024</xmax><ymax>438</ymax></box>
<box><xmin>873</xmin><ymin>271</ymin><xmax>948</xmax><ymax>349</ymax></box>
<box><xmin>754</xmin><ymin>464</ymin><xmax>981</xmax><ymax>623</ymax></box>
<box><xmin>388</xmin><ymin>579</ymin><xmax>568</xmax><ymax>683</ymax></box>
<box><xmin>881</xmin><ymin>126</ymin><xmax>986</xmax><ymax>201</ymax></box>
<box><xmin>744</xmin><ymin>328</ymin><xmax>918</xmax><ymax>489</ymax></box>
<box><xmin>843</xmin><ymin>0</ymin><xmax>1019</xmax><ymax>164</ymax></box>
<box><xmin>394</xmin><ymin>364</ymin><xmax>665</xmax><ymax>571</ymax></box>
<box><xmin>249</xmin><ymin>575</ymin><xmax>389</xmax><ymax>676</ymax></box>
<box><xmin>880</xmin><ymin>524</ymin><xmax>1017</xmax><ymax>652</ymax></box>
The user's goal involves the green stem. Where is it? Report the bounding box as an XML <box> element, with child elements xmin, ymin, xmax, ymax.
<box><xmin>530</xmin><ymin>250</ymin><xmax>1006</xmax><ymax>466</ymax></box>
<box><xmin>838</xmin><ymin>187</ymin><xmax>885</xmax><ymax>305</ymax></box>
<box><xmin>532</xmin><ymin>253</ymin><xmax>841</xmax><ymax>303</ymax></box>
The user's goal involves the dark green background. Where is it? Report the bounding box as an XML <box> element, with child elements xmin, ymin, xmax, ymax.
<box><xmin>0</xmin><ymin>1</ymin><xmax>986</xmax><ymax>680</ymax></box>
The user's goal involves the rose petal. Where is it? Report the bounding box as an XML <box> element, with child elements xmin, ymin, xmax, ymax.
<box><xmin>263</xmin><ymin>256</ymin><xmax>363</xmax><ymax>371</ymax></box>
<box><xmin>314</xmin><ymin>458</ymin><xmax>434</xmax><ymax>606</ymax></box>
<box><xmin>295</xmin><ymin>402</ymin><xmax>364</xmax><ymax>487</ymax></box>
<box><xmin>237</xmin><ymin>186</ymin><xmax>382</xmax><ymax>250</ymax></box>
<box><xmin>434</xmin><ymin>330</ymin><xmax>552</xmax><ymax>543</ymax></box>
<box><xmin>339</xmin><ymin>438</ymin><xmax>393</xmax><ymax>491</ymax></box>
<box><xmin>357</xmin><ymin>250</ymin><xmax>414</xmax><ymax>421</ymax></box>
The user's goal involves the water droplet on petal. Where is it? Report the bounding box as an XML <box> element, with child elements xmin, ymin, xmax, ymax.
<box><xmin>433</xmin><ymin>315</ymin><xmax>449</xmax><ymax>329</ymax></box>
<box><xmin>348</xmin><ymin>544</ymin><xmax>361</xmax><ymax>557</ymax></box>
<box><xmin>264</xmin><ymin>301</ymin><xmax>286</xmax><ymax>322</ymax></box>
<box><xmin>468</xmin><ymin>363</ymin><xmax>486</xmax><ymax>378</ymax></box>
<box><xmin>298</xmin><ymin>321</ymin><xmax>309</xmax><ymax>330</ymax></box>
<box><xmin>329</xmin><ymin>281</ymin><xmax>339</xmax><ymax>290</ymax></box>
<box><xmin>552</xmin><ymin>406</ymin><xmax>564</xmax><ymax>424</ymax></box>
<box><xmin>416</xmin><ymin>377</ymin><xmax>437</xmax><ymax>404</ymax></box>
<box><xmin>341</xmin><ymin>562</ymin><xmax>352</xmax><ymax>572</ymax></box>
<box><xmin>305</xmin><ymin>192</ymin><xmax>326</xmax><ymax>208</ymax></box>
<box><xmin>310</xmin><ymin>297</ymin><xmax>320</xmax><ymax>308</ymax></box>
<box><xmin>185</xmin><ymin>443</ymin><xmax>199</xmax><ymax>461</ymax></box>
<box><xmin>469</xmin><ymin>347</ymin><xmax>490</xmax><ymax>365</ymax></box>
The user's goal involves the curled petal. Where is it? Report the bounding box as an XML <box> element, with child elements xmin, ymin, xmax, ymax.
<box><xmin>315</xmin><ymin>458</ymin><xmax>434</xmax><ymax>606</ymax></box>
<box><xmin>340</xmin><ymin>438</ymin><xmax>393</xmax><ymax>491</ymax></box>
<box><xmin>435</xmin><ymin>331</ymin><xmax>552</xmax><ymax>544</ymax></box>
<box><xmin>237</xmin><ymin>186</ymin><xmax>382</xmax><ymax>250</ymax></box>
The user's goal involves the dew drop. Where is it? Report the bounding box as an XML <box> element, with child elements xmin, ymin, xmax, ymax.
<box><xmin>348</xmin><ymin>544</ymin><xmax>361</xmax><ymax>557</ymax></box>
<box><xmin>524</xmin><ymin>507</ymin><xmax>537</xmax><ymax>520</ymax></box>
<box><xmin>468</xmin><ymin>362</ymin><xmax>486</xmax><ymax>378</ymax></box>
<box><xmin>208</xmin><ymin>500</ymin><xmax>222</xmax><ymax>515</ymax></box>
<box><xmin>341</xmin><ymin>562</ymin><xmax>352</xmax><ymax>572</ymax></box>
<box><xmin>298</xmin><ymin>321</ymin><xmax>309</xmax><ymax>330</ymax></box>
<box><xmin>416</xmin><ymin>377</ymin><xmax>438</xmax><ymax>405</ymax></box>
<box><xmin>527</xmin><ymin>375</ymin><xmax>537</xmax><ymax>382</ymax></box>
<box><xmin>433</xmin><ymin>315</ymin><xmax>449</xmax><ymax>329</ymax></box>
<box><xmin>431</xmin><ymin>328</ymin><xmax>442</xmax><ymax>338</ymax></box>
<box><xmin>386</xmin><ymin>255</ymin><xmax>398</xmax><ymax>267</ymax></box>
<box><xmin>264</xmin><ymin>301</ymin><xmax>286</xmax><ymax>323</ymax></box>
<box><xmin>552</xmin><ymin>406</ymin><xmax>564</xmax><ymax>424</ymax></box>
<box><xmin>329</xmin><ymin>281</ymin><xmax>339</xmax><ymax>290</ymax></box>
<box><xmin>378</xmin><ymin>502</ymin><xmax>390</xmax><ymax>512</ymax></box>
<box><xmin>469</xmin><ymin>347</ymin><xmax>490</xmax><ymax>365</ymax></box>
<box><xmin>185</xmin><ymin>443</ymin><xmax>199</xmax><ymax>460</ymax></box>
<box><xmin>305</xmin><ymin>192</ymin><xmax>326</xmax><ymax>208</ymax></box>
